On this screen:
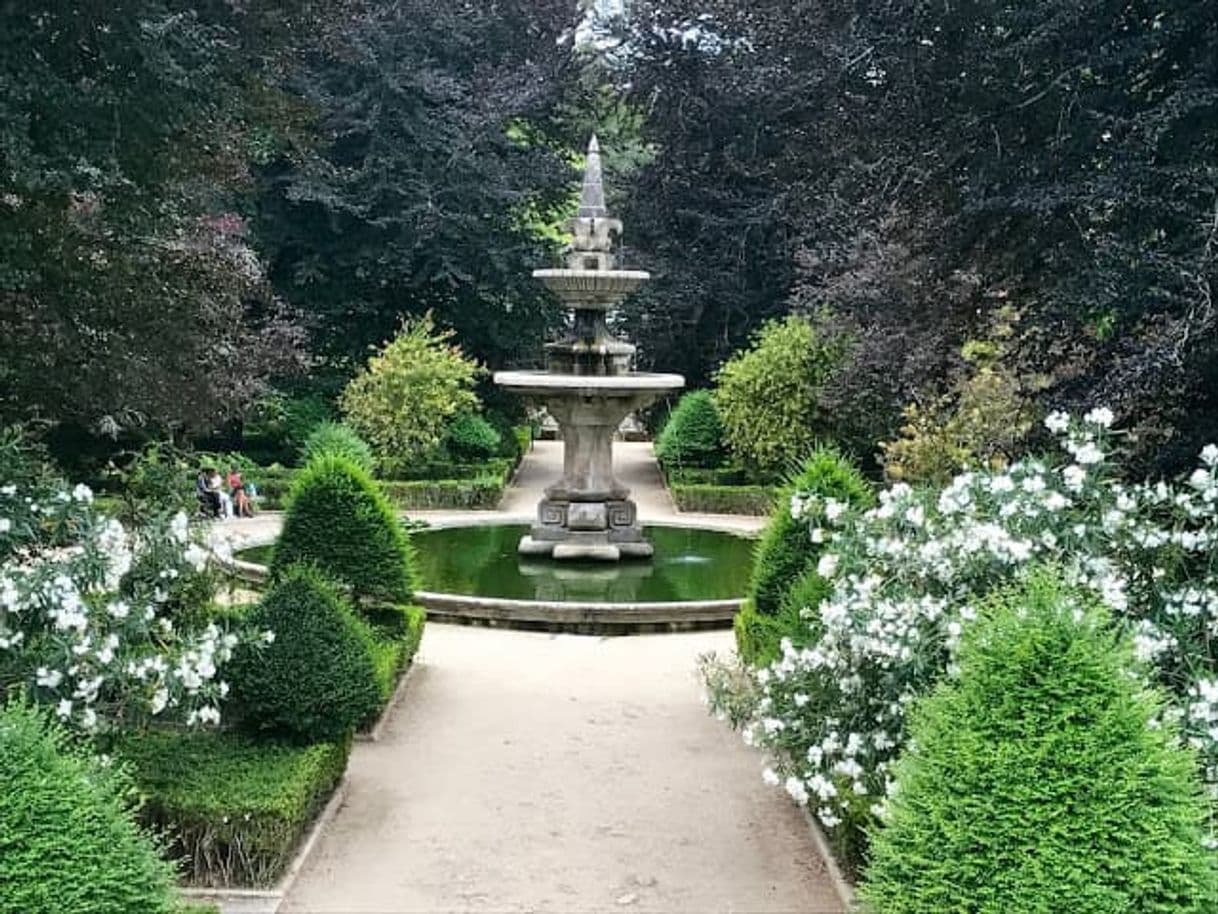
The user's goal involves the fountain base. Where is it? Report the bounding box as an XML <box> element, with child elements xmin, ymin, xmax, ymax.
<box><xmin>519</xmin><ymin>496</ymin><xmax>653</xmax><ymax>561</ymax></box>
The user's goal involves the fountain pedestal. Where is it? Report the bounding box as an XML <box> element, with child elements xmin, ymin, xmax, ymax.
<box><xmin>494</xmin><ymin>136</ymin><xmax>684</xmax><ymax>561</ymax></box>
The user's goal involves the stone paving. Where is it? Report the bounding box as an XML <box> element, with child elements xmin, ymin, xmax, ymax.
<box><xmin>213</xmin><ymin>443</ymin><xmax>843</xmax><ymax>913</ymax></box>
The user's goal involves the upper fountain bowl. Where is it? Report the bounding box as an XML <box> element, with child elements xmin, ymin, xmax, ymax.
<box><xmin>532</xmin><ymin>268</ymin><xmax>651</xmax><ymax>310</ymax></box>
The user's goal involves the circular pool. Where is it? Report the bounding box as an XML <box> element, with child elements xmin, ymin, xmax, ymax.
<box><xmin>412</xmin><ymin>524</ymin><xmax>751</xmax><ymax>604</ymax></box>
<box><xmin>232</xmin><ymin>522</ymin><xmax>755</xmax><ymax>630</ymax></box>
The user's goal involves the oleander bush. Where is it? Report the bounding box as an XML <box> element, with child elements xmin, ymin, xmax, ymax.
<box><xmin>0</xmin><ymin>702</ymin><xmax>178</xmax><ymax>914</ymax></box>
<box><xmin>706</xmin><ymin>409</ymin><xmax>1218</xmax><ymax>870</ymax></box>
<box><xmin>300</xmin><ymin>422</ymin><xmax>375</xmax><ymax>474</ymax></box>
<box><xmin>749</xmin><ymin>447</ymin><xmax>872</xmax><ymax>618</ymax></box>
<box><xmin>860</xmin><ymin>573</ymin><xmax>1218</xmax><ymax>914</ymax></box>
<box><xmin>656</xmin><ymin>391</ymin><xmax>727</xmax><ymax>470</ymax></box>
<box><xmin>442</xmin><ymin>412</ymin><xmax>501</xmax><ymax>462</ymax></box>
<box><xmin>272</xmin><ymin>455</ymin><xmax>415</xmax><ymax>605</ymax></box>
<box><xmin>229</xmin><ymin>567</ymin><xmax>382</xmax><ymax>743</ymax></box>
<box><xmin>118</xmin><ymin>728</ymin><xmax>350</xmax><ymax>888</ymax></box>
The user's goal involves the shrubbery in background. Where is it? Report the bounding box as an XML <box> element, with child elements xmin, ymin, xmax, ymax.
<box><xmin>340</xmin><ymin>314</ymin><xmax>482</xmax><ymax>467</ymax></box>
<box><xmin>271</xmin><ymin>456</ymin><xmax>415</xmax><ymax>606</ymax></box>
<box><xmin>441</xmin><ymin>413</ymin><xmax>502</xmax><ymax>463</ymax></box>
<box><xmin>714</xmin><ymin>316</ymin><xmax>847</xmax><ymax>475</ymax></box>
<box><xmin>655</xmin><ymin>391</ymin><xmax>727</xmax><ymax>470</ymax></box>
<box><xmin>301</xmin><ymin>422</ymin><xmax>375</xmax><ymax>474</ymax></box>
<box><xmin>0</xmin><ymin>702</ymin><xmax>179</xmax><ymax>914</ymax></box>
<box><xmin>860</xmin><ymin>573</ymin><xmax>1218</xmax><ymax>913</ymax></box>
<box><xmin>230</xmin><ymin>567</ymin><xmax>381</xmax><ymax>743</ymax></box>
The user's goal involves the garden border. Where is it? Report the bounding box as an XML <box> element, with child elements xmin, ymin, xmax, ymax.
<box><xmin>178</xmin><ymin>775</ymin><xmax>348</xmax><ymax>914</ymax></box>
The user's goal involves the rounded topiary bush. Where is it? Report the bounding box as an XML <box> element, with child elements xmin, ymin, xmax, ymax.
<box><xmin>300</xmin><ymin>421</ymin><xmax>375</xmax><ymax>474</ymax></box>
<box><xmin>272</xmin><ymin>455</ymin><xmax>415</xmax><ymax>605</ymax></box>
<box><xmin>443</xmin><ymin>412</ymin><xmax>501</xmax><ymax>462</ymax></box>
<box><xmin>0</xmin><ymin>702</ymin><xmax>178</xmax><ymax>914</ymax></box>
<box><xmin>229</xmin><ymin>566</ymin><xmax>382</xmax><ymax>743</ymax></box>
<box><xmin>655</xmin><ymin>391</ymin><xmax>727</xmax><ymax>469</ymax></box>
<box><xmin>860</xmin><ymin>572</ymin><xmax>1218</xmax><ymax>914</ymax></box>
<box><xmin>749</xmin><ymin>446</ymin><xmax>871</xmax><ymax>618</ymax></box>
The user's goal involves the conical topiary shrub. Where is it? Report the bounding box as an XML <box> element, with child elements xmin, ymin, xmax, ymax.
<box><xmin>749</xmin><ymin>446</ymin><xmax>871</xmax><ymax>617</ymax></box>
<box><xmin>860</xmin><ymin>571</ymin><xmax>1218</xmax><ymax>914</ymax></box>
<box><xmin>229</xmin><ymin>566</ymin><xmax>382</xmax><ymax>743</ymax></box>
<box><xmin>0</xmin><ymin>702</ymin><xmax>179</xmax><ymax>914</ymax></box>
<box><xmin>271</xmin><ymin>455</ymin><xmax>415</xmax><ymax>606</ymax></box>
<box><xmin>655</xmin><ymin>391</ymin><xmax>727</xmax><ymax>469</ymax></box>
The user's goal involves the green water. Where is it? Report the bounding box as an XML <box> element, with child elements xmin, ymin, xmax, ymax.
<box><xmin>239</xmin><ymin>525</ymin><xmax>754</xmax><ymax>603</ymax></box>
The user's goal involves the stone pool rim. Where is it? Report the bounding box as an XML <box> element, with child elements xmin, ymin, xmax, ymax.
<box><xmin>220</xmin><ymin>516</ymin><xmax>757</xmax><ymax>630</ymax></box>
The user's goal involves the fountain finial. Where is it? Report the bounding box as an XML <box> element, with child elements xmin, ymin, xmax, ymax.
<box><xmin>578</xmin><ymin>134</ymin><xmax>608</xmax><ymax>218</ymax></box>
<box><xmin>567</xmin><ymin>134</ymin><xmax>622</xmax><ymax>267</ymax></box>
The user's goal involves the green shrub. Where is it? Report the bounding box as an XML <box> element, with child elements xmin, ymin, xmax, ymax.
<box><xmin>0</xmin><ymin>702</ymin><xmax>178</xmax><ymax>914</ymax></box>
<box><xmin>364</xmin><ymin>605</ymin><xmax>426</xmax><ymax>714</ymax></box>
<box><xmin>443</xmin><ymin>412</ymin><xmax>502</xmax><ymax>462</ymax></box>
<box><xmin>860</xmin><ymin>572</ymin><xmax>1218</xmax><ymax>914</ymax></box>
<box><xmin>272</xmin><ymin>456</ymin><xmax>415</xmax><ymax>605</ymax></box>
<box><xmin>117</xmin><ymin>729</ymin><xmax>349</xmax><ymax>888</ymax></box>
<box><xmin>300</xmin><ymin>422</ymin><xmax>375</xmax><ymax>474</ymax></box>
<box><xmin>378</xmin><ymin>458</ymin><xmax>514</xmax><ymax>482</ymax></box>
<box><xmin>512</xmin><ymin>425</ymin><xmax>533</xmax><ymax>461</ymax></box>
<box><xmin>749</xmin><ymin>447</ymin><xmax>872</xmax><ymax>618</ymax></box>
<box><xmin>655</xmin><ymin>391</ymin><xmax>727</xmax><ymax>469</ymax></box>
<box><xmin>229</xmin><ymin>567</ymin><xmax>383</xmax><ymax>743</ymax></box>
<box><xmin>713</xmin><ymin>315</ymin><xmax>847</xmax><ymax>474</ymax></box>
<box><xmin>669</xmin><ymin>484</ymin><xmax>776</xmax><ymax>515</ymax></box>
<box><xmin>664</xmin><ymin>465</ymin><xmax>758</xmax><ymax>486</ymax></box>
<box><xmin>735</xmin><ymin>568</ymin><xmax>832</xmax><ymax>666</ymax></box>
<box><xmin>340</xmin><ymin>312</ymin><xmax>482</xmax><ymax>465</ymax></box>
<box><xmin>382</xmin><ymin>477</ymin><xmax>506</xmax><ymax>510</ymax></box>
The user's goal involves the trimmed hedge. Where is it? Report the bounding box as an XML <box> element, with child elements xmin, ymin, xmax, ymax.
<box><xmin>272</xmin><ymin>456</ymin><xmax>415</xmax><ymax>605</ymax></box>
<box><xmin>670</xmin><ymin>483</ymin><xmax>776</xmax><ymax>516</ymax></box>
<box><xmin>749</xmin><ymin>447</ymin><xmax>871</xmax><ymax>617</ymax></box>
<box><xmin>664</xmin><ymin>465</ymin><xmax>760</xmax><ymax>487</ymax></box>
<box><xmin>365</xmin><ymin>604</ymin><xmax>426</xmax><ymax>716</ymax></box>
<box><xmin>656</xmin><ymin>390</ymin><xmax>728</xmax><ymax>469</ymax></box>
<box><xmin>230</xmin><ymin>567</ymin><xmax>383</xmax><ymax>743</ymax></box>
<box><xmin>443</xmin><ymin>413</ymin><xmax>502</xmax><ymax>462</ymax></box>
<box><xmin>300</xmin><ymin>422</ymin><xmax>375</xmax><ymax>474</ymax></box>
<box><xmin>860</xmin><ymin>573</ymin><xmax>1218</xmax><ymax>914</ymax></box>
<box><xmin>0</xmin><ymin>702</ymin><xmax>179</xmax><ymax>914</ymax></box>
<box><xmin>118</xmin><ymin>730</ymin><xmax>350</xmax><ymax>889</ymax></box>
<box><xmin>382</xmin><ymin>477</ymin><xmax>505</xmax><ymax>510</ymax></box>
<box><xmin>380</xmin><ymin>457</ymin><xmax>515</xmax><ymax>482</ymax></box>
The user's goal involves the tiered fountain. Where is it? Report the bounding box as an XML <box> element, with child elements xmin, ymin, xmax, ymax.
<box><xmin>494</xmin><ymin>137</ymin><xmax>684</xmax><ymax>561</ymax></box>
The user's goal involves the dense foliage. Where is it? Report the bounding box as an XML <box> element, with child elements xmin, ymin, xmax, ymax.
<box><xmin>655</xmin><ymin>391</ymin><xmax>727</xmax><ymax>470</ymax></box>
<box><xmin>708</xmin><ymin>411</ymin><xmax>1218</xmax><ymax>868</ymax></box>
<box><xmin>714</xmin><ymin>316</ymin><xmax>845</xmax><ymax>474</ymax></box>
<box><xmin>119</xmin><ymin>729</ymin><xmax>350</xmax><ymax>888</ymax></box>
<box><xmin>301</xmin><ymin>422</ymin><xmax>374</xmax><ymax>475</ymax></box>
<box><xmin>341</xmin><ymin>315</ymin><xmax>483</xmax><ymax>467</ymax></box>
<box><xmin>0</xmin><ymin>702</ymin><xmax>178</xmax><ymax>914</ymax></box>
<box><xmin>442</xmin><ymin>413</ymin><xmax>502</xmax><ymax>463</ymax></box>
<box><xmin>622</xmin><ymin>0</ymin><xmax>1218</xmax><ymax>472</ymax></box>
<box><xmin>230</xmin><ymin>567</ymin><xmax>381</xmax><ymax>743</ymax></box>
<box><xmin>272</xmin><ymin>456</ymin><xmax>415</xmax><ymax>605</ymax></box>
<box><xmin>860</xmin><ymin>573</ymin><xmax>1218</xmax><ymax>913</ymax></box>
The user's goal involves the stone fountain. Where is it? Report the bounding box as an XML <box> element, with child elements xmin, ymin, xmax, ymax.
<box><xmin>494</xmin><ymin>137</ymin><xmax>684</xmax><ymax>560</ymax></box>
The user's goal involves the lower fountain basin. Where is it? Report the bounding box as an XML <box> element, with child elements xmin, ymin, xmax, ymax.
<box><xmin>232</xmin><ymin>522</ymin><xmax>754</xmax><ymax>633</ymax></box>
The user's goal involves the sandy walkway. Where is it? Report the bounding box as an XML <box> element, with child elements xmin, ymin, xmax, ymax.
<box><xmin>280</xmin><ymin>624</ymin><xmax>843</xmax><ymax>914</ymax></box>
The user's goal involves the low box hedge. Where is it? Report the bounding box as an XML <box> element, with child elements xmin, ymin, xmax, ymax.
<box><xmin>382</xmin><ymin>477</ymin><xmax>506</xmax><ymax>510</ymax></box>
<box><xmin>670</xmin><ymin>483</ymin><xmax>777</xmax><ymax>515</ymax></box>
<box><xmin>117</xmin><ymin>731</ymin><xmax>350</xmax><ymax>889</ymax></box>
<box><xmin>365</xmin><ymin>604</ymin><xmax>426</xmax><ymax>712</ymax></box>
<box><xmin>663</xmin><ymin>465</ymin><xmax>761</xmax><ymax>487</ymax></box>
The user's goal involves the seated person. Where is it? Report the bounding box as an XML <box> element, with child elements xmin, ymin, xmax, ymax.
<box><xmin>206</xmin><ymin>468</ymin><xmax>233</xmax><ymax>519</ymax></box>
<box><xmin>227</xmin><ymin>465</ymin><xmax>253</xmax><ymax>518</ymax></box>
<box><xmin>196</xmin><ymin>469</ymin><xmax>221</xmax><ymax>518</ymax></box>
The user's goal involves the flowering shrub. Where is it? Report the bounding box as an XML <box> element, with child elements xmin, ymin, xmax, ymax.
<box><xmin>714</xmin><ymin>409</ymin><xmax>1218</xmax><ymax>865</ymax></box>
<box><xmin>0</xmin><ymin>472</ymin><xmax>258</xmax><ymax>733</ymax></box>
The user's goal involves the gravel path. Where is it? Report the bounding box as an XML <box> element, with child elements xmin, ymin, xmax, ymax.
<box><xmin>280</xmin><ymin>624</ymin><xmax>844</xmax><ymax>914</ymax></box>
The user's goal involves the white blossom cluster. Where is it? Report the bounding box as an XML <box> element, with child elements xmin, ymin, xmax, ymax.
<box><xmin>739</xmin><ymin>411</ymin><xmax>1218</xmax><ymax>838</ymax></box>
<box><xmin>0</xmin><ymin>481</ymin><xmax>257</xmax><ymax>732</ymax></box>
